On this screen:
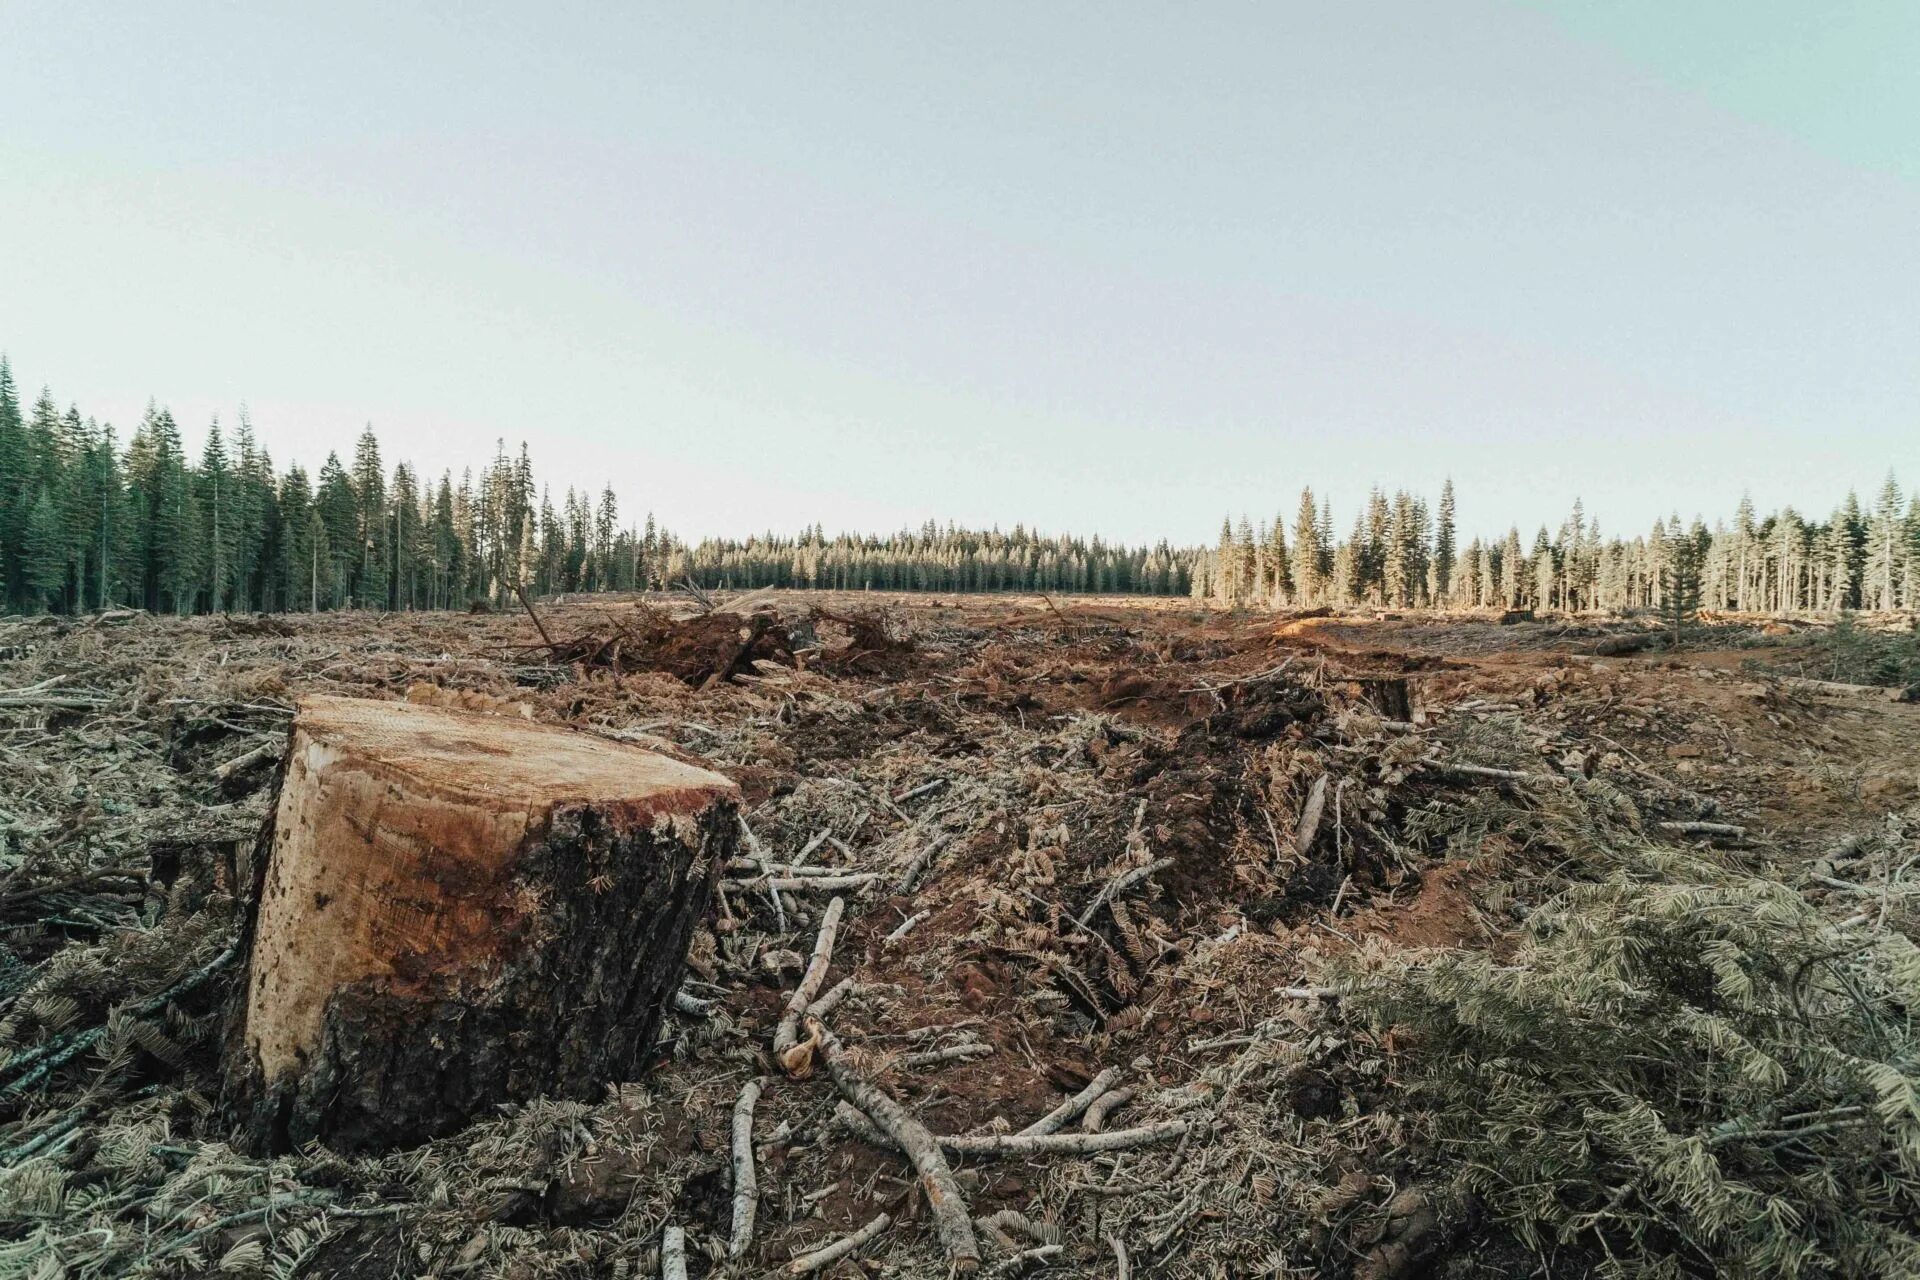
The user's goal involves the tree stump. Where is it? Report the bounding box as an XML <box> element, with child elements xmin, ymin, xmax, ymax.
<box><xmin>224</xmin><ymin>694</ymin><xmax>737</xmax><ymax>1153</ymax></box>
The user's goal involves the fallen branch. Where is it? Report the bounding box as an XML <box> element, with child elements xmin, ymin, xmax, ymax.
<box><xmin>905</xmin><ymin>1042</ymin><xmax>994</xmax><ymax>1069</ymax></box>
<box><xmin>1082</xmin><ymin>1086</ymin><xmax>1137</xmax><ymax>1133</ymax></box>
<box><xmin>1019</xmin><ymin>1067</ymin><xmax>1121</xmax><ymax>1136</ymax></box>
<box><xmin>885</xmin><ymin>909</ymin><xmax>930</xmax><ymax>943</ymax></box>
<box><xmin>660</xmin><ymin>1224</ymin><xmax>688</xmax><ymax>1280</ymax></box>
<box><xmin>1075</xmin><ymin>860</ymin><xmax>1173</xmax><ymax>931</ymax></box>
<box><xmin>985</xmin><ymin>1245</ymin><xmax>1064</xmax><ymax>1277</ymax></box>
<box><xmin>775</xmin><ymin>897</ymin><xmax>846</xmax><ymax>1066</ymax></box>
<box><xmin>785</xmin><ymin>1212</ymin><xmax>891</xmax><ymax>1275</ymax></box>
<box><xmin>214</xmin><ymin>736</ymin><xmax>285</xmax><ymax>783</ymax></box>
<box><xmin>839</xmin><ymin>1102</ymin><xmax>1190</xmax><ymax>1159</ymax></box>
<box><xmin>947</xmin><ymin>1119</ymin><xmax>1190</xmax><ymax>1157</ymax></box>
<box><xmin>729</xmin><ymin>1078</ymin><xmax>763</xmax><ymax>1260</ymax></box>
<box><xmin>670</xmin><ymin>989</ymin><xmax>714</xmax><ymax>1018</ymax></box>
<box><xmin>806</xmin><ymin>976</ymin><xmax>856</xmax><ymax>1020</ymax></box>
<box><xmin>1292</xmin><ymin>774</ymin><xmax>1328</xmax><ymax>859</ymax></box>
<box><xmin>894</xmin><ymin>832</ymin><xmax>954</xmax><ymax>895</ymax></box>
<box><xmin>1659</xmin><ymin>820</ymin><xmax>1747</xmax><ymax>839</ymax></box>
<box><xmin>729</xmin><ymin>873</ymin><xmax>877</xmax><ymax>894</ymax></box>
<box><xmin>1423</xmin><ymin>760</ymin><xmax>1568</xmax><ymax>785</ymax></box>
<box><xmin>813</xmin><ymin>1020</ymin><xmax>980</xmax><ymax>1272</ymax></box>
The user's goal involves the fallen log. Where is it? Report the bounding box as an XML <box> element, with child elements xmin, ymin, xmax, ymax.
<box><xmin>224</xmin><ymin>694</ymin><xmax>737</xmax><ymax>1152</ymax></box>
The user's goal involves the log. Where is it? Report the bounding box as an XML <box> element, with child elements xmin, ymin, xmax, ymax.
<box><xmin>224</xmin><ymin>694</ymin><xmax>737</xmax><ymax>1152</ymax></box>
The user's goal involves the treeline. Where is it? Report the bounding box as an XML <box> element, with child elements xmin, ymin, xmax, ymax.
<box><xmin>4</xmin><ymin>356</ymin><xmax>1915</xmax><ymax>619</ymax></box>
<box><xmin>1194</xmin><ymin>478</ymin><xmax>1920</xmax><ymax>614</ymax></box>
<box><xmin>0</xmin><ymin>359</ymin><xmax>1198</xmax><ymax>615</ymax></box>
<box><xmin>679</xmin><ymin>526</ymin><xmax>1198</xmax><ymax>596</ymax></box>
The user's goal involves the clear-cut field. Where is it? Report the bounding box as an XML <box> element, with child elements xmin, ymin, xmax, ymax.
<box><xmin>0</xmin><ymin>595</ymin><xmax>1914</xmax><ymax>1278</ymax></box>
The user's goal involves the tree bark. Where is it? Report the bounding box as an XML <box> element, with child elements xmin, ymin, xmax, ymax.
<box><xmin>223</xmin><ymin>694</ymin><xmax>736</xmax><ymax>1153</ymax></box>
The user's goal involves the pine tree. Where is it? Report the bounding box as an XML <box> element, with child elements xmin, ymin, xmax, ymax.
<box><xmin>21</xmin><ymin>487</ymin><xmax>65</xmax><ymax>613</ymax></box>
<box><xmin>1434</xmin><ymin>478</ymin><xmax>1456</xmax><ymax>607</ymax></box>
<box><xmin>1291</xmin><ymin>488</ymin><xmax>1321</xmax><ymax>606</ymax></box>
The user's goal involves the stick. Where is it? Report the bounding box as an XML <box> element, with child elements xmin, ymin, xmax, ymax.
<box><xmin>1424</xmin><ymin>760</ymin><xmax>1568</xmax><ymax>785</ymax></box>
<box><xmin>729</xmin><ymin>1078</ymin><xmax>763</xmax><ymax>1260</ymax></box>
<box><xmin>894</xmin><ymin>832</ymin><xmax>953</xmax><ymax>895</ymax></box>
<box><xmin>885</xmin><ymin>909</ymin><xmax>930</xmax><ymax>943</ymax></box>
<box><xmin>1019</xmin><ymin>1067</ymin><xmax>1121</xmax><ymax>1136</ymax></box>
<box><xmin>1074</xmin><ymin>860</ymin><xmax>1172</xmax><ymax>931</ymax></box>
<box><xmin>1082</xmin><ymin>1086</ymin><xmax>1136</xmax><ymax>1133</ymax></box>
<box><xmin>775</xmin><ymin>897</ymin><xmax>845</xmax><ymax>1062</ymax></box>
<box><xmin>806</xmin><ymin>976</ymin><xmax>856</xmax><ymax>1020</ymax></box>
<box><xmin>671</xmin><ymin>989</ymin><xmax>714</xmax><ymax>1017</ymax></box>
<box><xmin>1658</xmin><ymin>820</ymin><xmax>1747</xmax><ymax>838</ymax></box>
<box><xmin>1108</xmin><ymin>1233</ymin><xmax>1132</xmax><ymax>1280</ymax></box>
<box><xmin>841</xmin><ymin>1104</ymin><xmax>1190</xmax><ymax>1159</ymax></box>
<box><xmin>785</xmin><ymin>1212</ymin><xmax>891</xmax><ymax>1275</ymax></box>
<box><xmin>1293</xmin><ymin>774</ymin><xmax>1328</xmax><ymax>858</ymax></box>
<box><xmin>739</xmin><ymin>815</ymin><xmax>786</xmax><ymax>932</ymax></box>
<box><xmin>904</xmin><ymin>1042</ymin><xmax>994</xmax><ymax>1069</ymax></box>
<box><xmin>946</xmin><ymin>1120</ymin><xmax>1191</xmax><ymax>1157</ymax></box>
<box><xmin>660</xmin><ymin>1225</ymin><xmax>687</xmax><ymax>1280</ymax></box>
<box><xmin>894</xmin><ymin>778</ymin><xmax>949</xmax><ymax>803</ymax></box>
<box><xmin>814</xmin><ymin>1020</ymin><xmax>980</xmax><ymax>1271</ymax></box>
<box><xmin>729</xmin><ymin>873</ymin><xmax>877</xmax><ymax>893</ymax></box>
<box><xmin>512</xmin><ymin>580</ymin><xmax>561</xmax><ymax>656</ymax></box>
<box><xmin>214</xmin><ymin>737</ymin><xmax>284</xmax><ymax>782</ymax></box>
<box><xmin>985</xmin><ymin>1245</ymin><xmax>1064</xmax><ymax>1278</ymax></box>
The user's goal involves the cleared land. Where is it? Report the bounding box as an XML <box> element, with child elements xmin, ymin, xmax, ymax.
<box><xmin>0</xmin><ymin>595</ymin><xmax>1915</xmax><ymax>1278</ymax></box>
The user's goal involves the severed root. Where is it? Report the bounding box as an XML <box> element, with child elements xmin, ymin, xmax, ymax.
<box><xmin>813</xmin><ymin>1019</ymin><xmax>981</xmax><ymax>1272</ymax></box>
<box><xmin>785</xmin><ymin>1212</ymin><xmax>891</xmax><ymax>1275</ymax></box>
<box><xmin>775</xmin><ymin>896</ymin><xmax>846</xmax><ymax>1072</ymax></box>
<box><xmin>728</xmin><ymin>1078</ymin><xmax>763</xmax><ymax>1260</ymax></box>
<box><xmin>1019</xmin><ymin>1067</ymin><xmax>1121</xmax><ymax>1136</ymax></box>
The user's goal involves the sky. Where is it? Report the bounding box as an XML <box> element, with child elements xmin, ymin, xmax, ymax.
<box><xmin>1</xmin><ymin>2</ymin><xmax>1916</xmax><ymax>545</ymax></box>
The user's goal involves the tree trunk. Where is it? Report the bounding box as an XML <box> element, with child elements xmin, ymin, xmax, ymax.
<box><xmin>223</xmin><ymin>694</ymin><xmax>736</xmax><ymax>1153</ymax></box>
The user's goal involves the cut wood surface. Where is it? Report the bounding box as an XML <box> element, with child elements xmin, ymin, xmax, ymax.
<box><xmin>226</xmin><ymin>694</ymin><xmax>737</xmax><ymax>1152</ymax></box>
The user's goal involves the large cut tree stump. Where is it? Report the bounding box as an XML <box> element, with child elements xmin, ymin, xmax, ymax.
<box><xmin>224</xmin><ymin>694</ymin><xmax>737</xmax><ymax>1152</ymax></box>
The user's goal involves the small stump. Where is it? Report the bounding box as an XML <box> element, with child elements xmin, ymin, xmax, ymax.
<box><xmin>226</xmin><ymin>694</ymin><xmax>736</xmax><ymax>1152</ymax></box>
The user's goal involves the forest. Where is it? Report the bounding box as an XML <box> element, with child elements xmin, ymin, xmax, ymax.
<box><xmin>0</xmin><ymin>356</ymin><xmax>1915</xmax><ymax>617</ymax></box>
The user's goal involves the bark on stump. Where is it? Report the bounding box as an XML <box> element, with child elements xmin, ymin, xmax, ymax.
<box><xmin>224</xmin><ymin>694</ymin><xmax>736</xmax><ymax>1153</ymax></box>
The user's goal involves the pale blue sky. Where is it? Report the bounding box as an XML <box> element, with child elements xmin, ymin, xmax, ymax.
<box><xmin>1</xmin><ymin>3</ymin><xmax>1915</xmax><ymax>543</ymax></box>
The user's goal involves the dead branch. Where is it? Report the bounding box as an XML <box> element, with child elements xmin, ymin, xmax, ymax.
<box><xmin>729</xmin><ymin>1078</ymin><xmax>763</xmax><ymax>1260</ymax></box>
<box><xmin>1082</xmin><ymin>1086</ymin><xmax>1137</xmax><ymax>1133</ymax></box>
<box><xmin>785</xmin><ymin>1212</ymin><xmax>891</xmax><ymax>1275</ymax></box>
<box><xmin>775</xmin><ymin>897</ymin><xmax>846</xmax><ymax>1067</ymax></box>
<box><xmin>1075</xmin><ymin>860</ymin><xmax>1173</xmax><ymax>931</ymax></box>
<box><xmin>813</xmin><ymin>1019</ymin><xmax>981</xmax><ymax>1271</ymax></box>
<box><xmin>1020</xmin><ymin>1067</ymin><xmax>1122</xmax><ymax>1136</ymax></box>
<box><xmin>660</xmin><ymin>1225</ymin><xmax>688</xmax><ymax>1280</ymax></box>
<box><xmin>1293</xmin><ymin>773</ymin><xmax>1329</xmax><ymax>859</ymax></box>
